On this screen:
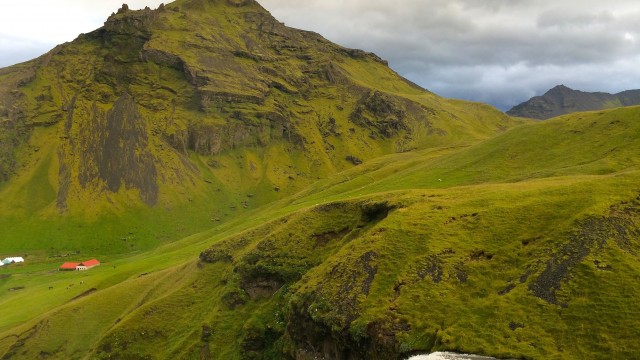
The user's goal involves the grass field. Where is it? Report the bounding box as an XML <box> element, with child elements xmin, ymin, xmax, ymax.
<box><xmin>1</xmin><ymin>105</ymin><xmax>639</xmax><ymax>358</ymax></box>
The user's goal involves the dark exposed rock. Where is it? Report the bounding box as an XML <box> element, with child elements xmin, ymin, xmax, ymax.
<box><xmin>469</xmin><ymin>249</ymin><xmax>493</xmax><ymax>261</ymax></box>
<box><xmin>117</xmin><ymin>4</ymin><xmax>130</xmax><ymax>14</ymax></box>
<box><xmin>498</xmin><ymin>284</ymin><xmax>516</xmax><ymax>296</ymax></box>
<box><xmin>454</xmin><ymin>262</ymin><xmax>468</xmax><ymax>283</ymax></box>
<box><xmin>77</xmin><ymin>93</ymin><xmax>158</xmax><ymax>205</ymax></box>
<box><xmin>0</xmin><ymin>63</ymin><xmax>37</xmax><ymax>182</ymax></box>
<box><xmin>201</xmin><ymin>325</ymin><xmax>212</xmax><ymax>342</ymax></box>
<box><xmin>269</xmin><ymin>81</ymin><xmax>296</xmax><ymax>94</ymax></box>
<box><xmin>221</xmin><ymin>291</ymin><xmax>246</xmax><ymax>309</ymax></box>
<box><xmin>313</xmin><ymin>227</ymin><xmax>351</xmax><ymax>248</ymax></box>
<box><xmin>593</xmin><ymin>259</ymin><xmax>612</xmax><ymax>271</ymax></box>
<box><xmin>241</xmin><ymin>322</ymin><xmax>284</xmax><ymax>359</ymax></box>
<box><xmin>391</xmin><ymin>280</ymin><xmax>405</xmax><ymax>302</ymax></box>
<box><xmin>141</xmin><ymin>48</ymin><xmax>184</xmax><ymax>70</ymax></box>
<box><xmin>319</xmin><ymin>116</ymin><xmax>341</xmax><ymax>137</ymax></box>
<box><xmin>519</xmin><ymin>269</ymin><xmax>532</xmax><ymax>284</ymax></box>
<box><xmin>350</xmin><ymin>91</ymin><xmax>409</xmax><ymax>138</ymax></box>
<box><xmin>288</xmin><ymin>306</ymin><xmax>347</xmax><ymax>360</ymax></box>
<box><xmin>346</xmin><ymin>155</ymin><xmax>363</xmax><ymax>165</ymax></box>
<box><xmin>0</xmin><ymin>121</ymin><xmax>20</xmax><ymax>182</ymax></box>
<box><xmin>199</xmin><ymin>248</ymin><xmax>233</xmax><ymax>263</ymax></box>
<box><xmin>357</xmin><ymin>251</ymin><xmax>378</xmax><ymax>296</ymax></box>
<box><xmin>226</xmin><ymin>0</ymin><xmax>255</xmax><ymax>7</ymax></box>
<box><xmin>322</xmin><ymin>62</ymin><xmax>347</xmax><ymax>84</ymax></box>
<box><xmin>199</xmin><ymin>90</ymin><xmax>265</xmax><ymax>107</ymax></box>
<box><xmin>0</xmin><ymin>319</ymin><xmax>48</xmax><ymax>359</ymax></box>
<box><xmin>106</xmin><ymin>3</ymin><xmax>158</xmax><ymax>38</ymax></box>
<box><xmin>507</xmin><ymin>85</ymin><xmax>640</xmax><ymax>120</ymax></box>
<box><xmin>56</xmin><ymin>145</ymin><xmax>71</xmax><ymax>210</ymax></box>
<box><xmin>56</xmin><ymin>92</ymin><xmax>161</xmax><ymax>207</ymax></box>
<box><xmin>339</xmin><ymin>48</ymin><xmax>388</xmax><ymax>66</ymax></box>
<box><xmin>360</xmin><ymin>202</ymin><xmax>394</xmax><ymax>225</ymax></box>
<box><xmin>438</xmin><ymin>248</ymin><xmax>455</xmax><ymax>256</ymax></box>
<box><xmin>165</xmin><ymin>110</ymin><xmax>301</xmax><ymax>156</ymax></box>
<box><xmin>69</xmin><ymin>288</ymin><xmax>98</xmax><ymax>302</ymax></box>
<box><xmin>521</xmin><ymin>236</ymin><xmax>542</xmax><ymax>246</ymax></box>
<box><xmin>320</xmin><ymin>250</ymin><xmax>379</xmax><ymax>326</ymax></box>
<box><xmin>528</xmin><ymin>212</ymin><xmax>640</xmax><ymax>305</ymax></box>
<box><xmin>286</xmin><ymin>252</ymin><xmax>386</xmax><ymax>360</ymax></box>
<box><xmin>242</xmin><ymin>277</ymin><xmax>284</xmax><ymax>299</ymax></box>
<box><xmin>416</xmin><ymin>255</ymin><xmax>443</xmax><ymax>283</ymax></box>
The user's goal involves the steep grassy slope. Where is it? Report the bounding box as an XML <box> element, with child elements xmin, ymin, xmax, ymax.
<box><xmin>0</xmin><ymin>0</ymin><xmax>520</xmax><ymax>255</ymax></box>
<box><xmin>1</xmin><ymin>106</ymin><xmax>639</xmax><ymax>359</ymax></box>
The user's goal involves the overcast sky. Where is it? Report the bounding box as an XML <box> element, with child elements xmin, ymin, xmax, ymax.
<box><xmin>1</xmin><ymin>1</ymin><xmax>639</xmax><ymax>110</ymax></box>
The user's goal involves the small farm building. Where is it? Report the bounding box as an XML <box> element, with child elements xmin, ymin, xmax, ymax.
<box><xmin>1</xmin><ymin>257</ymin><xmax>25</xmax><ymax>265</ymax></box>
<box><xmin>59</xmin><ymin>259</ymin><xmax>101</xmax><ymax>271</ymax></box>
<box><xmin>76</xmin><ymin>259</ymin><xmax>100</xmax><ymax>271</ymax></box>
<box><xmin>60</xmin><ymin>262</ymin><xmax>80</xmax><ymax>271</ymax></box>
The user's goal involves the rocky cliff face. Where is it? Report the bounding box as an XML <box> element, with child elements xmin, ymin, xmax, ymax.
<box><xmin>507</xmin><ymin>85</ymin><xmax>640</xmax><ymax>119</ymax></box>
<box><xmin>0</xmin><ymin>60</ymin><xmax>41</xmax><ymax>181</ymax></box>
<box><xmin>59</xmin><ymin>93</ymin><xmax>159</xmax><ymax>208</ymax></box>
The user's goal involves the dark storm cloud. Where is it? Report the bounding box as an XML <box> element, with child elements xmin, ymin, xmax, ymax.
<box><xmin>261</xmin><ymin>0</ymin><xmax>640</xmax><ymax>109</ymax></box>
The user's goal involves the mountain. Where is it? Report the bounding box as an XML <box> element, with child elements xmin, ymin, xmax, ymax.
<box><xmin>506</xmin><ymin>84</ymin><xmax>640</xmax><ymax>119</ymax></box>
<box><xmin>2</xmin><ymin>1</ymin><xmax>640</xmax><ymax>360</ymax></box>
<box><xmin>0</xmin><ymin>0</ymin><xmax>519</xmax><ymax>255</ymax></box>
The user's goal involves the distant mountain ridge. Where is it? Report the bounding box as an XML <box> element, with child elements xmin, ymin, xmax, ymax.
<box><xmin>507</xmin><ymin>85</ymin><xmax>640</xmax><ymax>119</ymax></box>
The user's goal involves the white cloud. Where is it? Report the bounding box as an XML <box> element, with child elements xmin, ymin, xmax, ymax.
<box><xmin>260</xmin><ymin>0</ymin><xmax>640</xmax><ymax>109</ymax></box>
<box><xmin>0</xmin><ymin>0</ymin><xmax>165</xmax><ymax>66</ymax></box>
<box><xmin>625</xmin><ymin>33</ymin><xmax>635</xmax><ymax>43</ymax></box>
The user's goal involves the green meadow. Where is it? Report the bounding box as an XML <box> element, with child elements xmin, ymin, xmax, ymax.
<box><xmin>1</xmin><ymin>105</ymin><xmax>639</xmax><ymax>358</ymax></box>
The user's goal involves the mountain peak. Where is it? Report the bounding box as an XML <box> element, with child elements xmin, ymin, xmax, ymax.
<box><xmin>507</xmin><ymin>85</ymin><xmax>640</xmax><ymax>119</ymax></box>
<box><xmin>545</xmin><ymin>84</ymin><xmax>573</xmax><ymax>95</ymax></box>
<box><xmin>0</xmin><ymin>0</ymin><xmax>517</xmax><ymax>227</ymax></box>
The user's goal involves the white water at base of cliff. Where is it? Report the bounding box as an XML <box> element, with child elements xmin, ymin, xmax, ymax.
<box><xmin>408</xmin><ymin>352</ymin><xmax>500</xmax><ymax>360</ymax></box>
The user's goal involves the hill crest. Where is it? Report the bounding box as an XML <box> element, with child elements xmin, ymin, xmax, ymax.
<box><xmin>506</xmin><ymin>84</ymin><xmax>640</xmax><ymax>119</ymax></box>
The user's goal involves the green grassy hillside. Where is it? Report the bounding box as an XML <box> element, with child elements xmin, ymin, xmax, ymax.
<box><xmin>0</xmin><ymin>0</ymin><xmax>521</xmax><ymax>255</ymax></box>
<box><xmin>1</xmin><ymin>106</ymin><xmax>639</xmax><ymax>359</ymax></box>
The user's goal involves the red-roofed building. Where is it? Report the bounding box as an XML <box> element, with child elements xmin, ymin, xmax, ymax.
<box><xmin>77</xmin><ymin>259</ymin><xmax>100</xmax><ymax>271</ymax></box>
<box><xmin>59</xmin><ymin>259</ymin><xmax>101</xmax><ymax>271</ymax></box>
<box><xmin>59</xmin><ymin>262</ymin><xmax>80</xmax><ymax>271</ymax></box>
